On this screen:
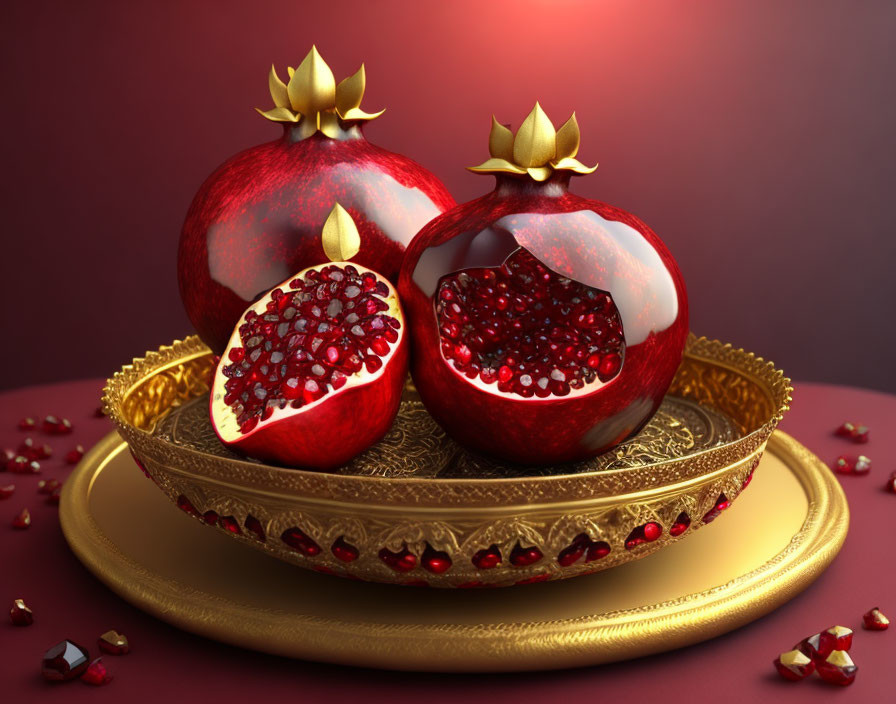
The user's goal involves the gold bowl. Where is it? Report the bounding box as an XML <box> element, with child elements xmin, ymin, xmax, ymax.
<box><xmin>103</xmin><ymin>334</ymin><xmax>791</xmax><ymax>588</ymax></box>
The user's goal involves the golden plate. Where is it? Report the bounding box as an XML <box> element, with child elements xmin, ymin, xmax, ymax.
<box><xmin>102</xmin><ymin>334</ymin><xmax>793</xmax><ymax>587</ymax></box>
<box><xmin>60</xmin><ymin>429</ymin><xmax>847</xmax><ymax>672</ymax></box>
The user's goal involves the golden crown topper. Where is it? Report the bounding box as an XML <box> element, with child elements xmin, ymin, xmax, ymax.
<box><xmin>257</xmin><ymin>46</ymin><xmax>384</xmax><ymax>139</ymax></box>
<box><xmin>469</xmin><ymin>102</ymin><xmax>597</xmax><ymax>181</ymax></box>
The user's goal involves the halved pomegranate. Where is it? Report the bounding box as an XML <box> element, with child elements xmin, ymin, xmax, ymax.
<box><xmin>211</xmin><ymin>205</ymin><xmax>408</xmax><ymax>469</ymax></box>
<box><xmin>399</xmin><ymin>104</ymin><xmax>688</xmax><ymax>464</ymax></box>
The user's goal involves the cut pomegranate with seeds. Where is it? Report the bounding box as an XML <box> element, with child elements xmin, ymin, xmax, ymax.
<box><xmin>12</xmin><ymin>508</ymin><xmax>31</xmax><ymax>528</ymax></box>
<box><xmin>210</xmin><ymin>213</ymin><xmax>408</xmax><ymax>470</ymax></box>
<box><xmin>398</xmin><ymin>105</ymin><xmax>687</xmax><ymax>463</ymax></box>
<box><xmin>42</xmin><ymin>415</ymin><xmax>73</xmax><ymax>435</ymax></box>
<box><xmin>435</xmin><ymin>249</ymin><xmax>626</xmax><ymax>400</ymax></box>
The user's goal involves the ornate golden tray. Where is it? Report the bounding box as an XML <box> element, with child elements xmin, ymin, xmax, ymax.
<box><xmin>103</xmin><ymin>334</ymin><xmax>792</xmax><ymax>588</ymax></box>
<box><xmin>59</xmin><ymin>429</ymin><xmax>847</xmax><ymax>671</ymax></box>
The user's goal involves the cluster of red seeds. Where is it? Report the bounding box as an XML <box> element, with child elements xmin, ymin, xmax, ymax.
<box><xmin>220</xmin><ymin>265</ymin><xmax>400</xmax><ymax>433</ymax></box>
<box><xmin>435</xmin><ymin>249</ymin><xmax>624</xmax><ymax>398</ymax></box>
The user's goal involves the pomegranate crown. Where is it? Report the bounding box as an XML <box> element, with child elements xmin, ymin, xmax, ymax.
<box><xmin>321</xmin><ymin>203</ymin><xmax>361</xmax><ymax>262</ymax></box>
<box><xmin>256</xmin><ymin>46</ymin><xmax>384</xmax><ymax>139</ymax></box>
<box><xmin>469</xmin><ymin>103</ymin><xmax>597</xmax><ymax>182</ymax></box>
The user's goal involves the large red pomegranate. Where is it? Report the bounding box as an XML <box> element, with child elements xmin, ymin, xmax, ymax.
<box><xmin>211</xmin><ymin>204</ymin><xmax>408</xmax><ymax>469</ymax></box>
<box><xmin>398</xmin><ymin>104</ymin><xmax>688</xmax><ymax>465</ymax></box>
<box><xmin>179</xmin><ymin>47</ymin><xmax>455</xmax><ymax>353</ymax></box>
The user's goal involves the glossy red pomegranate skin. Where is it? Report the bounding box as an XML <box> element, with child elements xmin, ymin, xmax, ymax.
<box><xmin>179</xmin><ymin>126</ymin><xmax>455</xmax><ymax>353</ymax></box>
<box><xmin>398</xmin><ymin>174</ymin><xmax>688</xmax><ymax>465</ymax></box>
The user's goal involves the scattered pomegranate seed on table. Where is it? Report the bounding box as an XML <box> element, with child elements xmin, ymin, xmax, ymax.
<box><xmin>98</xmin><ymin>630</ymin><xmax>130</xmax><ymax>655</ymax></box>
<box><xmin>834</xmin><ymin>421</ymin><xmax>869</xmax><ymax>443</ymax></box>
<box><xmin>65</xmin><ymin>445</ymin><xmax>85</xmax><ymax>464</ymax></box>
<box><xmin>2</xmin><ymin>447</ymin><xmax>14</xmax><ymax>463</ymax></box>
<box><xmin>41</xmin><ymin>415</ymin><xmax>73</xmax><ymax>435</ymax></box>
<box><xmin>9</xmin><ymin>598</ymin><xmax>33</xmax><ymax>626</ymax></box>
<box><xmin>12</xmin><ymin>508</ymin><xmax>31</xmax><ymax>528</ymax></box>
<box><xmin>0</xmin><ymin>484</ymin><xmax>14</xmax><ymax>499</ymax></box>
<box><xmin>37</xmin><ymin>478</ymin><xmax>62</xmax><ymax>494</ymax></box>
<box><xmin>46</xmin><ymin>486</ymin><xmax>62</xmax><ymax>505</ymax></box>
<box><xmin>17</xmin><ymin>417</ymin><xmax>36</xmax><ymax>431</ymax></box>
<box><xmin>862</xmin><ymin>607</ymin><xmax>889</xmax><ymax>630</ymax></box>
<box><xmin>816</xmin><ymin>650</ymin><xmax>857</xmax><ymax>686</ymax></box>
<box><xmin>886</xmin><ymin>471</ymin><xmax>896</xmax><ymax>493</ymax></box>
<box><xmin>17</xmin><ymin>437</ymin><xmax>52</xmax><ymax>460</ymax></box>
<box><xmin>773</xmin><ymin>649</ymin><xmax>815</xmax><ymax>681</ymax></box>
<box><xmin>832</xmin><ymin>455</ymin><xmax>871</xmax><ymax>476</ymax></box>
<box><xmin>7</xmin><ymin>456</ymin><xmax>40</xmax><ymax>474</ymax></box>
<box><xmin>41</xmin><ymin>640</ymin><xmax>90</xmax><ymax>681</ymax></box>
<box><xmin>80</xmin><ymin>658</ymin><xmax>112</xmax><ymax>686</ymax></box>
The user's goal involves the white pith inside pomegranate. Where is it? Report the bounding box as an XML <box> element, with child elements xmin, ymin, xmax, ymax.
<box><xmin>436</xmin><ymin>249</ymin><xmax>625</xmax><ymax>398</ymax></box>
<box><xmin>211</xmin><ymin>261</ymin><xmax>407</xmax><ymax>469</ymax></box>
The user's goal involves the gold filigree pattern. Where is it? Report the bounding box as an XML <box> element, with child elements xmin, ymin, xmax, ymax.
<box><xmin>103</xmin><ymin>334</ymin><xmax>791</xmax><ymax>587</ymax></box>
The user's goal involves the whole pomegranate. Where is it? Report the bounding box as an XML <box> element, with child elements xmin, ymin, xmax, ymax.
<box><xmin>179</xmin><ymin>47</ymin><xmax>454</xmax><ymax>353</ymax></box>
<box><xmin>398</xmin><ymin>104</ymin><xmax>688</xmax><ymax>464</ymax></box>
<box><xmin>211</xmin><ymin>204</ymin><xmax>408</xmax><ymax>470</ymax></box>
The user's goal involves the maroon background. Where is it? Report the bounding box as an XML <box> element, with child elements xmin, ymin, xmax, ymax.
<box><xmin>2</xmin><ymin>0</ymin><xmax>895</xmax><ymax>392</ymax></box>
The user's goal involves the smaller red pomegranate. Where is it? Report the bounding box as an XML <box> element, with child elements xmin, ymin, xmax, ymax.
<box><xmin>399</xmin><ymin>104</ymin><xmax>688</xmax><ymax>464</ymax></box>
<box><xmin>211</xmin><ymin>204</ymin><xmax>408</xmax><ymax>469</ymax></box>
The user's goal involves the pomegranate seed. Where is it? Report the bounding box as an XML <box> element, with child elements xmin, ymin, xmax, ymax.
<box><xmin>9</xmin><ymin>598</ymin><xmax>33</xmax><ymax>626</ymax></box>
<box><xmin>46</xmin><ymin>487</ymin><xmax>62</xmax><ymax>505</ymax></box>
<box><xmin>2</xmin><ymin>447</ymin><xmax>14</xmax><ymax>463</ymax></box>
<box><xmin>816</xmin><ymin>650</ymin><xmax>857</xmax><ymax>686</ymax></box>
<box><xmin>886</xmin><ymin>471</ymin><xmax>896</xmax><ymax>493</ymax></box>
<box><xmin>834</xmin><ymin>422</ymin><xmax>869</xmax><ymax>443</ymax></box>
<box><xmin>65</xmin><ymin>445</ymin><xmax>85</xmax><ymax>464</ymax></box>
<box><xmin>0</xmin><ymin>484</ymin><xmax>15</xmax><ymax>499</ymax></box>
<box><xmin>833</xmin><ymin>455</ymin><xmax>870</xmax><ymax>475</ymax></box>
<box><xmin>862</xmin><ymin>606</ymin><xmax>889</xmax><ymax>630</ymax></box>
<box><xmin>37</xmin><ymin>478</ymin><xmax>62</xmax><ymax>495</ymax></box>
<box><xmin>773</xmin><ymin>649</ymin><xmax>815</xmax><ymax>681</ymax></box>
<box><xmin>42</xmin><ymin>640</ymin><xmax>90</xmax><ymax>681</ymax></box>
<box><xmin>80</xmin><ymin>658</ymin><xmax>112</xmax><ymax>686</ymax></box>
<box><xmin>12</xmin><ymin>508</ymin><xmax>31</xmax><ymax>529</ymax></box>
<box><xmin>17</xmin><ymin>437</ymin><xmax>52</xmax><ymax>460</ymax></box>
<box><xmin>97</xmin><ymin>630</ymin><xmax>129</xmax><ymax>655</ymax></box>
<box><xmin>42</xmin><ymin>415</ymin><xmax>73</xmax><ymax>435</ymax></box>
<box><xmin>17</xmin><ymin>417</ymin><xmax>36</xmax><ymax>431</ymax></box>
<box><xmin>557</xmin><ymin>534</ymin><xmax>589</xmax><ymax>567</ymax></box>
<box><xmin>669</xmin><ymin>512</ymin><xmax>691</xmax><ymax>537</ymax></box>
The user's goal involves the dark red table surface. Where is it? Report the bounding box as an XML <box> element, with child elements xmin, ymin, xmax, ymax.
<box><xmin>1</xmin><ymin>378</ymin><xmax>894</xmax><ymax>702</ymax></box>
